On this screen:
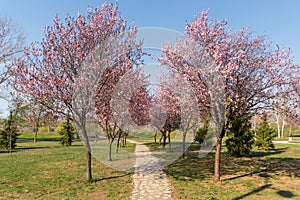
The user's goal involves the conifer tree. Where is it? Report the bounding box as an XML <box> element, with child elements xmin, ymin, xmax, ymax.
<box><xmin>55</xmin><ymin>115</ymin><xmax>75</xmax><ymax>146</ymax></box>
<box><xmin>254</xmin><ymin>114</ymin><xmax>276</xmax><ymax>150</ymax></box>
<box><xmin>0</xmin><ymin>110</ymin><xmax>20</xmax><ymax>152</ymax></box>
<box><xmin>225</xmin><ymin>114</ymin><xmax>254</xmax><ymax>157</ymax></box>
<box><xmin>194</xmin><ymin>120</ymin><xmax>209</xmax><ymax>145</ymax></box>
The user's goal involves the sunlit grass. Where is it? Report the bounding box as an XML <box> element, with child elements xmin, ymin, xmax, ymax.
<box><xmin>2</xmin><ymin>131</ymin><xmax>300</xmax><ymax>199</ymax></box>
<box><xmin>164</xmin><ymin>143</ymin><xmax>300</xmax><ymax>199</ymax></box>
<box><xmin>0</xmin><ymin>141</ymin><xmax>132</xmax><ymax>200</ymax></box>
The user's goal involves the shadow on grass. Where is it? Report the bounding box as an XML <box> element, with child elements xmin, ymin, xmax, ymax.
<box><xmin>0</xmin><ymin>150</ymin><xmax>12</xmax><ymax>153</ymax></box>
<box><xmin>164</xmin><ymin>145</ymin><xmax>300</xmax><ymax>182</ymax></box>
<box><xmin>92</xmin><ymin>173</ymin><xmax>132</xmax><ymax>182</ymax></box>
<box><xmin>222</xmin><ymin>168</ymin><xmax>268</xmax><ymax>181</ymax></box>
<box><xmin>232</xmin><ymin>184</ymin><xmax>272</xmax><ymax>200</ymax></box>
<box><xmin>250</xmin><ymin>147</ymin><xmax>288</xmax><ymax>158</ymax></box>
<box><xmin>0</xmin><ymin>146</ymin><xmax>52</xmax><ymax>153</ymax></box>
<box><xmin>17</xmin><ymin>138</ymin><xmax>61</xmax><ymax>142</ymax></box>
<box><xmin>0</xmin><ymin>142</ymin><xmax>84</xmax><ymax>154</ymax></box>
<box><xmin>16</xmin><ymin>146</ymin><xmax>52</xmax><ymax>151</ymax></box>
<box><xmin>233</xmin><ymin>185</ymin><xmax>296</xmax><ymax>199</ymax></box>
<box><xmin>277</xmin><ymin>190</ymin><xmax>295</xmax><ymax>198</ymax></box>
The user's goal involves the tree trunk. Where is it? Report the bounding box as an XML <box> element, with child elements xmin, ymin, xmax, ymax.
<box><xmin>34</xmin><ymin>130</ymin><xmax>38</xmax><ymax>143</ymax></box>
<box><xmin>154</xmin><ymin>132</ymin><xmax>157</xmax><ymax>144</ymax></box>
<box><xmin>214</xmin><ymin>127</ymin><xmax>225</xmax><ymax>183</ymax></box>
<box><xmin>159</xmin><ymin>134</ymin><xmax>163</xmax><ymax>145</ymax></box>
<box><xmin>82</xmin><ymin>127</ymin><xmax>92</xmax><ymax>181</ymax></box>
<box><xmin>214</xmin><ymin>137</ymin><xmax>222</xmax><ymax>183</ymax></box>
<box><xmin>124</xmin><ymin>134</ymin><xmax>127</xmax><ymax>146</ymax></box>
<box><xmin>281</xmin><ymin>120</ymin><xmax>285</xmax><ymax>138</ymax></box>
<box><xmin>86</xmin><ymin>149</ymin><xmax>92</xmax><ymax>181</ymax></box>
<box><xmin>276</xmin><ymin>113</ymin><xmax>281</xmax><ymax>138</ymax></box>
<box><xmin>163</xmin><ymin>133</ymin><xmax>167</xmax><ymax>147</ymax></box>
<box><xmin>182</xmin><ymin>131</ymin><xmax>187</xmax><ymax>158</ymax></box>
<box><xmin>116</xmin><ymin>132</ymin><xmax>121</xmax><ymax>153</ymax></box>
<box><xmin>122</xmin><ymin>134</ymin><xmax>126</xmax><ymax>147</ymax></box>
<box><xmin>168</xmin><ymin>131</ymin><xmax>171</xmax><ymax>150</ymax></box>
<box><xmin>34</xmin><ymin>124</ymin><xmax>38</xmax><ymax>143</ymax></box>
<box><xmin>108</xmin><ymin>140</ymin><xmax>112</xmax><ymax>161</ymax></box>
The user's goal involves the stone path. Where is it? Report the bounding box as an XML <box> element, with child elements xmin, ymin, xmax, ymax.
<box><xmin>129</xmin><ymin>140</ymin><xmax>174</xmax><ymax>200</ymax></box>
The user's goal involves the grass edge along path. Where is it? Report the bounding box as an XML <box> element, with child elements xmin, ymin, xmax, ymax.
<box><xmin>0</xmin><ymin>140</ymin><xmax>135</xmax><ymax>200</ymax></box>
<box><xmin>163</xmin><ymin>143</ymin><xmax>300</xmax><ymax>200</ymax></box>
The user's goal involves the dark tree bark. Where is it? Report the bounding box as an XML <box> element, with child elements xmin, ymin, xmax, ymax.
<box><xmin>86</xmin><ymin>149</ymin><xmax>92</xmax><ymax>181</ymax></box>
<box><xmin>214</xmin><ymin>126</ymin><xmax>226</xmax><ymax>183</ymax></box>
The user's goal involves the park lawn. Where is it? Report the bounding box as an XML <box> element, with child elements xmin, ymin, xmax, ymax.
<box><xmin>164</xmin><ymin>143</ymin><xmax>300</xmax><ymax>200</ymax></box>
<box><xmin>0</xmin><ymin>140</ymin><xmax>134</xmax><ymax>200</ymax></box>
<box><xmin>18</xmin><ymin>131</ymin><xmax>61</xmax><ymax>141</ymax></box>
<box><xmin>2</xmin><ymin>135</ymin><xmax>299</xmax><ymax>200</ymax></box>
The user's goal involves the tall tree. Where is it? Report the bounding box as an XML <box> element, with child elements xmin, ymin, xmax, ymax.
<box><xmin>159</xmin><ymin>10</ymin><xmax>296</xmax><ymax>182</ymax></box>
<box><xmin>154</xmin><ymin>76</ymin><xmax>181</xmax><ymax>148</ymax></box>
<box><xmin>9</xmin><ymin>2</ymin><xmax>142</xmax><ymax>181</ymax></box>
<box><xmin>154</xmin><ymin>73</ymin><xmax>199</xmax><ymax>156</ymax></box>
<box><xmin>0</xmin><ymin>15</ymin><xmax>25</xmax><ymax>84</ymax></box>
<box><xmin>97</xmin><ymin>68</ymin><xmax>147</xmax><ymax>160</ymax></box>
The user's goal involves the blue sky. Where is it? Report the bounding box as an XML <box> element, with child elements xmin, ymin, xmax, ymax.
<box><xmin>0</xmin><ymin>0</ymin><xmax>300</xmax><ymax>116</ymax></box>
<box><xmin>1</xmin><ymin>0</ymin><xmax>300</xmax><ymax>57</ymax></box>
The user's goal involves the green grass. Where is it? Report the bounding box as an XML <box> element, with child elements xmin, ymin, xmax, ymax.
<box><xmin>163</xmin><ymin>143</ymin><xmax>300</xmax><ymax>200</ymax></box>
<box><xmin>2</xmin><ymin>133</ymin><xmax>300</xmax><ymax>200</ymax></box>
<box><xmin>18</xmin><ymin>131</ymin><xmax>61</xmax><ymax>141</ymax></box>
<box><xmin>0</xmin><ymin>141</ymin><xmax>133</xmax><ymax>200</ymax></box>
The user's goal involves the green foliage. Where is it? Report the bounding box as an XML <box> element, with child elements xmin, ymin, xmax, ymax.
<box><xmin>225</xmin><ymin>115</ymin><xmax>254</xmax><ymax>157</ymax></box>
<box><xmin>194</xmin><ymin>120</ymin><xmax>209</xmax><ymax>144</ymax></box>
<box><xmin>55</xmin><ymin>115</ymin><xmax>75</xmax><ymax>146</ymax></box>
<box><xmin>0</xmin><ymin>110</ymin><xmax>20</xmax><ymax>151</ymax></box>
<box><xmin>254</xmin><ymin>114</ymin><xmax>276</xmax><ymax>150</ymax></box>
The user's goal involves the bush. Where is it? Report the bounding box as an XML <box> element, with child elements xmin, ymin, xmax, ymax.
<box><xmin>194</xmin><ymin>120</ymin><xmax>209</xmax><ymax>145</ymax></box>
<box><xmin>225</xmin><ymin>115</ymin><xmax>254</xmax><ymax>157</ymax></box>
<box><xmin>55</xmin><ymin>115</ymin><xmax>75</xmax><ymax>146</ymax></box>
<box><xmin>254</xmin><ymin>114</ymin><xmax>276</xmax><ymax>150</ymax></box>
<box><xmin>0</xmin><ymin>111</ymin><xmax>20</xmax><ymax>151</ymax></box>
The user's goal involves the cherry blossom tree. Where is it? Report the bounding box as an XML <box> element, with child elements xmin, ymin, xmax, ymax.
<box><xmin>154</xmin><ymin>77</ymin><xmax>181</xmax><ymax>148</ymax></box>
<box><xmin>98</xmin><ymin>68</ymin><xmax>147</xmax><ymax>160</ymax></box>
<box><xmin>288</xmin><ymin>72</ymin><xmax>300</xmax><ymax>127</ymax></box>
<box><xmin>23</xmin><ymin>100</ymin><xmax>53</xmax><ymax>143</ymax></box>
<box><xmin>154</xmin><ymin>73</ymin><xmax>199</xmax><ymax>156</ymax></box>
<box><xmin>128</xmin><ymin>83</ymin><xmax>151</xmax><ymax>127</ymax></box>
<box><xmin>95</xmin><ymin>67</ymin><xmax>132</xmax><ymax>161</ymax></box>
<box><xmin>9</xmin><ymin>2</ymin><xmax>142</xmax><ymax>181</ymax></box>
<box><xmin>159</xmin><ymin>10</ymin><xmax>296</xmax><ymax>182</ymax></box>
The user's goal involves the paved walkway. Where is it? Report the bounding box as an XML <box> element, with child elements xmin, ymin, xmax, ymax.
<box><xmin>128</xmin><ymin>140</ymin><xmax>174</xmax><ymax>200</ymax></box>
<box><xmin>273</xmin><ymin>140</ymin><xmax>300</xmax><ymax>144</ymax></box>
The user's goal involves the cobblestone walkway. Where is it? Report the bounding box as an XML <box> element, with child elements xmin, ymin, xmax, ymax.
<box><xmin>130</xmin><ymin>141</ymin><xmax>174</xmax><ymax>200</ymax></box>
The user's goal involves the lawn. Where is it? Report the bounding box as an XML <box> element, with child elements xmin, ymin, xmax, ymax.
<box><xmin>164</xmin><ymin>143</ymin><xmax>300</xmax><ymax>200</ymax></box>
<box><xmin>1</xmin><ymin>134</ymin><xmax>300</xmax><ymax>200</ymax></box>
<box><xmin>0</xmin><ymin>139</ymin><xmax>135</xmax><ymax>200</ymax></box>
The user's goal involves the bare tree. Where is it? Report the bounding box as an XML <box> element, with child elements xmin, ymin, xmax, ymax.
<box><xmin>0</xmin><ymin>15</ymin><xmax>25</xmax><ymax>86</ymax></box>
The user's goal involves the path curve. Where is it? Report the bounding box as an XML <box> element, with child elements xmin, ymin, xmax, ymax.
<box><xmin>128</xmin><ymin>140</ymin><xmax>174</xmax><ymax>200</ymax></box>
